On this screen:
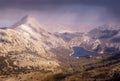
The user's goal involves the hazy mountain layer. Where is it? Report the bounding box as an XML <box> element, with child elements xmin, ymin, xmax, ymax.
<box><xmin>56</xmin><ymin>25</ymin><xmax>120</xmax><ymax>54</ymax></box>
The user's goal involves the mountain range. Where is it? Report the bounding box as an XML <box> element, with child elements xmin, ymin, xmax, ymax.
<box><xmin>0</xmin><ymin>15</ymin><xmax>120</xmax><ymax>81</ymax></box>
<box><xmin>55</xmin><ymin>25</ymin><xmax>120</xmax><ymax>54</ymax></box>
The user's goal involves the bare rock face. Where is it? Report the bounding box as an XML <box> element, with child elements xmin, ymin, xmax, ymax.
<box><xmin>0</xmin><ymin>15</ymin><xmax>67</xmax><ymax>73</ymax></box>
<box><xmin>55</xmin><ymin>25</ymin><xmax>120</xmax><ymax>54</ymax></box>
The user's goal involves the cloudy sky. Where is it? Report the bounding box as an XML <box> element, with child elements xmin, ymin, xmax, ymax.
<box><xmin>0</xmin><ymin>0</ymin><xmax>120</xmax><ymax>32</ymax></box>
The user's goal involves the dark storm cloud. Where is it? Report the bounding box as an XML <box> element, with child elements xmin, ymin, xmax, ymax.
<box><xmin>0</xmin><ymin>0</ymin><xmax>113</xmax><ymax>7</ymax></box>
<box><xmin>0</xmin><ymin>0</ymin><xmax>119</xmax><ymax>5</ymax></box>
<box><xmin>0</xmin><ymin>0</ymin><xmax>118</xmax><ymax>7</ymax></box>
<box><xmin>0</xmin><ymin>0</ymin><xmax>120</xmax><ymax>18</ymax></box>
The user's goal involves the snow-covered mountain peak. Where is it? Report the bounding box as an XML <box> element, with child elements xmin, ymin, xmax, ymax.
<box><xmin>12</xmin><ymin>15</ymin><xmax>39</xmax><ymax>26</ymax></box>
<box><xmin>11</xmin><ymin>15</ymin><xmax>46</xmax><ymax>33</ymax></box>
<box><xmin>20</xmin><ymin>15</ymin><xmax>38</xmax><ymax>24</ymax></box>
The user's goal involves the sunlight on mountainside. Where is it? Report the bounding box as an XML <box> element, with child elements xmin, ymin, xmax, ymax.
<box><xmin>0</xmin><ymin>0</ymin><xmax>120</xmax><ymax>81</ymax></box>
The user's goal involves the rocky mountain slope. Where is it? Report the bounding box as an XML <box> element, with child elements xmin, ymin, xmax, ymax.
<box><xmin>88</xmin><ymin>25</ymin><xmax>120</xmax><ymax>53</ymax></box>
<box><xmin>0</xmin><ymin>15</ymin><xmax>68</xmax><ymax>74</ymax></box>
<box><xmin>56</xmin><ymin>25</ymin><xmax>120</xmax><ymax>54</ymax></box>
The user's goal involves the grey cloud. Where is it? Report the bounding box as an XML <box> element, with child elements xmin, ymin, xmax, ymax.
<box><xmin>0</xmin><ymin>0</ymin><xmax>120</xmax><ymax>19</ymax></box>
<box><xmin>0</xmin><ymin>0</ymin><xmax>120</xmax><ymax>20</ymax></box>
<box><xmin>0</xmin><ymin>0</ymin><xmax>119</xmax><ymax>7</ymax></box>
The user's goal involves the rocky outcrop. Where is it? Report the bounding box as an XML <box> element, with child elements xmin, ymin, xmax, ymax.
<box><xmin>0</xmin><ymin>15</ymin><xmax>67</xmax><ymax>73</ymax></box>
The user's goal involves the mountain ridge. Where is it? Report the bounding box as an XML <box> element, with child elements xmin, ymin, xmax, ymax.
<box><xmin>56</xmin><ymin>25</ymin><xmax>120</xmax><ymax>54</ymax></box>
<box><xmin>0</xmin><ymin>15</ymin><xmax>68</xmax><ymax>73</ymax></box>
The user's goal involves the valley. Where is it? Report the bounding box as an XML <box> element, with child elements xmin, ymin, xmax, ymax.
<box><xmin>0</xmin><ymin>16</ymin><xmax>120</xmax><ymax>81</ymax></box>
